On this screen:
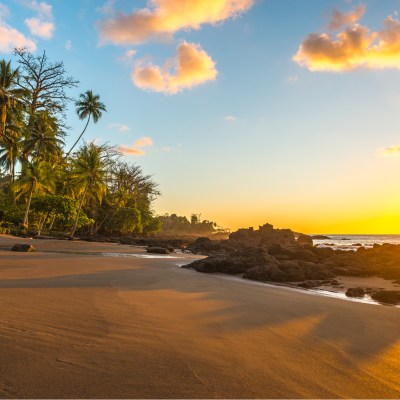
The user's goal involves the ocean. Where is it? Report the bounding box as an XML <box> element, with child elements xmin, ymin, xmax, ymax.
<box><xmin>312</xmin><ymin>234</ymin><xmax>400</xmax><ymax>251</ymax></box>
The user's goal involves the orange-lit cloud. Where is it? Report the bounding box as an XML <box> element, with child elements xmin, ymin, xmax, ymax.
<box><xmin>98</xmin><ymin>0</ymin><xmax>254</xmax><ymax>45</ymax></box>
<box><xmin>329</xmin><ymin>5</ymin><xmax>366</xmax><ymax>31</ymax></box>
<box><xmin>118</xmin><ymin>136</ymin><xmax>154</xmax><ymax>156</ymax></box>
<box><xmin>380</xmin><ymin>145</ymin><xmax>400</xmax><ymax>156</ymax></box>
<box><xmin>134</xmin><ymin>136</ymin><xmax>153</xmax><ymax>147</ymax></box>
<box><xmin>294</xmin><ymin>7</ymin><xmax>400</xmax><ymax>72</ymax></box>
<box><xmin>132</xmin><ymin>42</ymin><xmax>217</xmax><ymax>94</ymax></box>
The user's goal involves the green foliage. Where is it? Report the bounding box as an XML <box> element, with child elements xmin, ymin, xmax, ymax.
<box><xmin>0</xmin><ymin>52</ymin><xmax>161</xmax><ymax>238</ymax></box>
<box><xmin>158</xmin><ymin>213</ymin><xmax>221</xmax><ymax>236</ymax></box>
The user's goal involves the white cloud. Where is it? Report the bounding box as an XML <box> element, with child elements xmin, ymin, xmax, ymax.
<box><xmin>0</xmin><ymin>3</ymin><xmax>9</xmax><ymax>19</ymax></box>
<box><xmin>25</xmin><ymin>17</ymin><xmax>54</xmax><ymax>39</ymax></box>
<box><xmin>21</xmin><ymin>0</ymin><xmax>54</xmax><ymax>40</ymax></box>
<box><xmin>0</xmin><ymin>23</ymin><xmax>36</xmax><ymax>52</ymax></box>
<box><xmin>108</xmin><ymin>123</ymin><xmax>131</xmax><ymax>132</ymax></box>
<box><xmin>134</xmin><ymin>136</ymin><xmax>153</xmax><ymax>147</ymax></box>
<box><xmin>132</xmin><ymin>42</ymin><xmax>217</xmax><ymax>94</ymax></box>
<box><xmin>97</xmin><ymin>0</ymin><xmax>116</xmax><ymax>15</ymax></box>
<box><xmin>65</xmin><ymin>39</ymin><xmax>72</xmax><ymax>50</ymax></box>
<box><xmin>225</xmin><ymin>115</ymin><xmax>237</xmax><ymax>122</ymax></box>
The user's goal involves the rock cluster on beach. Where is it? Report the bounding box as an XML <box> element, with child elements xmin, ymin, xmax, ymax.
<box><xmin>183</xmin><ymin>224</ymin><xmax>400</xmax><ymax>304</ymax></box>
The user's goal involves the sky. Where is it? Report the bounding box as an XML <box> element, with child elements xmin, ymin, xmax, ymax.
<box><xmin>2</xmin><ymin>0</ymin><xmax>400</xmax><ymax>234</ymax></box>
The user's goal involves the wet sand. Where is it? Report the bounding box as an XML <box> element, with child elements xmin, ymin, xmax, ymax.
<box><xmin>0</xmin><ymin>235</ymin><xmax>399</xmax><ymax>398</ymax></box>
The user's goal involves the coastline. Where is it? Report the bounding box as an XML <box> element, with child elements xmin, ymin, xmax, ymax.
<box><xmin>0</xmin><ymin>235</ymin><xmax>399</xmax><ymax>398</ymax></box>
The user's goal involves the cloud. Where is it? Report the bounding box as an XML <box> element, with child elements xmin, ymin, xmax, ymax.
<box><xmin>117</xmin><ymin>145</ymin><xmax>145</xmax><ymax>156</ymax></box>
<box><xmin>380</xmin><ymin>145</ymin><xmax>400</xmax><ymax>156</ymax></box>
<box><xmin>118</xmin><ymin>135</ymin><xmax>154</xmax><ymax>156</ymax></box>
<box><xmin>286</xmin><ymin>75</ymin><xmax>299</xmax><ymax>84</ymax></box>
<box><xmin>20</xmin><ymin>0</ymin><xmax>53</xmax><ymax>19</ymax></box>
<box><xmin>65</xmin><ymin>39</ymin><xmax>72</xmax><ymax>50</ymax></box>
<box><xmin>0</xmin><ymin>6</ymin><xmax>36</xmax><ymax>53</ymax></box>
<box><xmin>97</xmin><ymin>0</ymin><xmax>116</xmax><ymax>15</ymax></box>
<box><xmin>294</xmin><ymin>7</ymin><xmax>400</xmax><ymax>72</ymax></box>
<box><xmin>108</xmin><ymin>123</ymin><xmax>131</xmax><ymax>132</ymax></box>
<box><xmin>118</xmin><ymin>49</ymin><xmax>137</xmax><ymax>62</ymax></box>
<box><xmin>329</xmin><ymin>5</ymin><xmax>366</xmax><ymax>31</ymax></box>
<box><xmin>0</xmin><ymin>3</ymin><xmax>9</xmax><ymax>19</ymax></box>
<box><xmin>25</xmin><ymin>17</ymin><xmax>54</xmax><ymax>39</ymax></box>
<box><xmin>21</xmin><ymin>0</ymin><xmax>54</xmax><ymax>39</ymax></box>
<box><xmin>225</xmin><ymin>115</ymin><xmax>237</xmax><ymax>122</ymax></box>
<box><xmin>132</xmin><ymin>41</ymin><xmax>217</xmax><ymax>94</ymax></box>
<box><xmin>134</xmin><ymin>136</ymin><xmax>153</xmax><ymax>147</ymax></box>
<box><xmin>97</xmin><ymin>0</ymin><xmax>254</xmax><ymax>45</ymax></box>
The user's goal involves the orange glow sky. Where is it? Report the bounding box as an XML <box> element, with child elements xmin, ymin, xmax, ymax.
<box><xmin>4</xmin><ymin>0</ymin><xmax>400</xmax><ymax>233</ymax></box>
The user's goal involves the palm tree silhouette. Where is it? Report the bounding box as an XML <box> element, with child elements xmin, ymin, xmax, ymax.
<box><xmin>65</xmin><ymin>90</ymin><xmax>106</xmax><ymax>158</ymax></box>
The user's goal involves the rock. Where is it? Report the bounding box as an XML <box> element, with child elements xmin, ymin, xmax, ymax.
<box><xmin>297</xmin><ymin>280</ymin><xmax>323</xmax><ymax>288</ymax></box>
<box><xmin>311</xmin><ymin>246</ymin><xmax>335</xmax><ymax>260</ymax></box>
<box><xmin>187</xmin><ymin>247</ymin><xmax>277</xmax><ymax>275</ymax></box>
<box><xmin>311</xmin><ymin>235</ymin><xmax>331</xmax><ymax>240</ymax></box>
<box><xmin>244</xmin><ymin>265</ymin><xmax>287</xmax><ymax>282</ymax></box>
<box><xmin>345</xmin><ymin>287</ymin><xmax>365</xmax><ymax>297</ymax></box>
<box><xmin>296</xmin><ymin>234</ymin><xmax>313</xmax><ymax>247</ymax></box>
<box><xmin>11</xmin><ymin>243</ymin><xmax>36</xmax><ymax>252</ymax></box>
<box><xmin>291</xmin><ymin>249</ymin><xmax>319</xmax><ymax>263</ymax></box>
<box><xmin>371</xmin><ymin>290</ymin><xmax>400</xmax><ymax>305</ymax></box>
<box><xmin>187</xmin><ymin>237</ymin><xmax>224</xmax><ymax>255</ymax></box>
<box><xmin>353</xmin><ymin>243</ymin><xmax>362</xmax><ymax>247</ymax></box>
<box><xmin>146</xmin><ymin>246</ymin><xmax>170</xmax><ymax>254</ymax></box>
<box><xmin>228</xmin><ymin>223</ymin><xmax>297</xmax><ymax>249</ymax></box>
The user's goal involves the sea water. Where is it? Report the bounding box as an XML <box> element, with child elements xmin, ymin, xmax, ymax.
<box><xmin>312</xmin><ymin>234</ymin><xmax>400</xmax><ymax>251</ymax></box>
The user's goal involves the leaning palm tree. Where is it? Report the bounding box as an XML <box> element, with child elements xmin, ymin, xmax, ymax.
<box><xmin>13</xmin><ymin>160</ymin><xmax>55</xmax><ymax>227</ymax></box>
<box><xmin>65</xmin><ymin>91</ymin><xmax>106</xmax><ymax>158</ymax></box>
<box><xmin>0</xmin><ymin>60</ymin><xmax>25</xmax><ymax>139</ymax></box>
<box><xmin>69</xmin><ymin>143</ymin><xmax>107</xmax><ymax>236</ymax></box>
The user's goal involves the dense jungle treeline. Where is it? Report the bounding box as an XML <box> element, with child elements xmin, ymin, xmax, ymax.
<box><xmin>0</xmin><ymin>49</ymin><xmax>223</xmax><ymax>238</ymax></box>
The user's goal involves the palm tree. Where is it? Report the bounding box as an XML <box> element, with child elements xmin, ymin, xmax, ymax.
<box><xmin>0</xmin><ymin>60</ymin><xmax>24</xmax><ymax>139</ymax></box>
<box><xmin>13</xmin><ymin>160</ymin><xmax>55</xmax><ymax>227</ymax></box>
<box><xmin>65</xmin><ymin>91</ymin><xmax>106</xmax><ymax>158</ymax></box>
<box><xmin>69</xmin><ymin>143</ymin><xmax>107</xmax><ymax>236</ymax></box>
<box><xmin>23</xmin><ymin>111</ymin><xmax>64</xmax><ymax>161</ymax></box>
<box><xmin>0</xmin><ymin>132</ymin><xmax>22</xmax><ymax>184</ymax></box>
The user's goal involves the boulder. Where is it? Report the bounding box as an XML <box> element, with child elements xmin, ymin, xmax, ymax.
<box><xmin>371</xmin><ymin>290</ymin><xmax>400</xmax><ymax>305</ymax></box>
<box><xmin>185</xmin><ymin>247</ymin><xmax>277</xmax><ymax>275</ymax></box>
<box><xmin>187</xmin><ymin>237</ymin><xmax>224</xmax><ymax>255</ymax></box>
<box><xmin>291</xmin><ymin>249</ymin><xmax>319</xmax><ymax>263</ymax></box>
<box><xmin>297</xmin><ymin>234</ymin><xmax>313</xmax><ymax>247</ymax></box>
<box><xmin>345</xmin><ymin>287</ymin><xmax>365</xmax><ymax>297</ymax></box>
<box><xmin>146</xmin><ymin>246</ymin><xmax>170</xmax><ymax>254</ymax></box>
<box><xmin>311</xmin><ymin>235</ymin><xmax>331</xmax><ymax>240</ymax></box>
<box><xmin>244</xmin><ymin>265</ymin><xmax>287</xmax><ymax>282</ymax></box>
<box><xmin>11</xmin><ymin>243</ymin><xmax>36</xmax><ymax>252</ymax></box>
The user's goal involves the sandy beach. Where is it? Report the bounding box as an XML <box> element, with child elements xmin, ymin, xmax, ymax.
<box><xmin>0</xmin><ymin>235</ymin><xmax>399</xmax><ymax>398</ymax></box>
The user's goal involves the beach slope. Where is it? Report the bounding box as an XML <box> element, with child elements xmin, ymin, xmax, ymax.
<box><xmin>0</xmin><ymin>236</ymin><xmax>399</xmax><ymax>398</ymax></box>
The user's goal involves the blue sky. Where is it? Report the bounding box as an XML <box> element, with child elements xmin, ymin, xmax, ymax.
<box><xmin>3</xmin><ymin>0</ymin><xmax>400</xmax><ymax>233</ymax></box>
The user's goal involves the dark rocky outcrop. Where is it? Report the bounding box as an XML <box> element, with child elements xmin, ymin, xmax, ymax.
<box><xmin>146</xmin><ymin>246</ymin><xmax>171</xmax><ymax>254</ymax></box>
<box><xmin>228</xmin><ymin>223</ymin><xmax>296</xmax><ymax>249</ymax></box>
<box><xmin>345</xmin><ymin>287</ymin><xmax>365</xmax><ymax>297</ymax></box>
<box><xmin>185</xmin><ymin>247</ymin><xmax>276</xmax><ymax>275</ymax></box>
<box><xmin>11</xmin><ymin>243</ymin><xmax>36</xmax><ymax>252</ymax></box>
<box><xmin>187</xmin><ymin>237</ymin><xmax>227</xmax><ymax>255</ymax></box>
<box><xmin>311</xmin><ymin>235</ymin><xmax>331</xmax><ymax>240</ymax></box>
<box><xmin>296</xmin><ymin>234</ymin><xmax>313</xmax><ymax>247</ymax></box>
<box><xmin>371</xmin><ymin>290</ymin><xmax>400</xmax><ymax>305</ymax></box>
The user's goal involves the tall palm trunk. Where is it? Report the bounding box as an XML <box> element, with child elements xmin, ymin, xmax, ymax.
<box><xmin>0</xmin><ymin>104</ymin><xmax>6</xmax><ymax>139</ymax></box>
<box><xmin>64</xmin><ymin>116</ymin><xmax>90</xmax><ymax>159</ymax></box>
<box><xmin>70</xmin><ymin>187</ymin><xmax>87</xmax><ymax>236</ymax></box>
<box><xmin>22</xmin><ymin>181</ymin><xmax>35</xmax><ymax>227</ymax></box>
